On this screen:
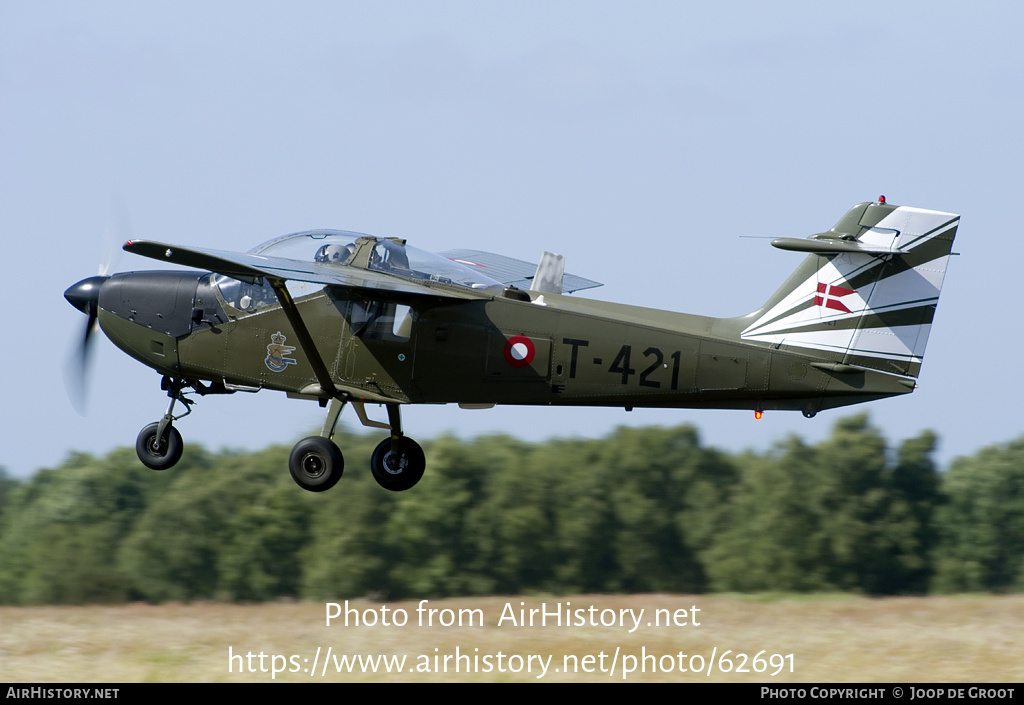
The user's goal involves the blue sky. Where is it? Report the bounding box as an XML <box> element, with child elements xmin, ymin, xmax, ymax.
<box><xmin>2</xmin><ymin>1</ymin><xmax>1019</xmax><ymax>478</ymax></box>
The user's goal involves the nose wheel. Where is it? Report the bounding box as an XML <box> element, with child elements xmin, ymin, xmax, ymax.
<box><xmin>136</xmin><ymin>422</ymin><xmax>183</xmax><ymax>470</ymax></box>
<box><xmin>135</xmin><ymin>377</ymin><xmax>193</xmax><ymax>471</ymax></box>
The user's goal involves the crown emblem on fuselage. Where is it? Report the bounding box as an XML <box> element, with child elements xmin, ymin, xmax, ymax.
<box><xmin>265</xmin><ymin>331</ymin><xmax>298</xmax><ymax>373</ymax></box>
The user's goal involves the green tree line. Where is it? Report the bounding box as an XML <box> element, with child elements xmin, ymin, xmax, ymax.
<box><xmin>0</xmin><ymin>413</ymin><xmax>1021</xmax><ymax>605</ymax></box>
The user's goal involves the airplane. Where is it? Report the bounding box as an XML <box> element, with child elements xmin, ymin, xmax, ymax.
<box><xmin>64</xmin><ymin>197</ymin><xmax>959</xmax><ymax>492</ymax></box>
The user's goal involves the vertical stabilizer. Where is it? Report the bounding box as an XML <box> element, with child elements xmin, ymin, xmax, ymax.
<box><xmin>740</xmin><ymin>200</ymin><xmax>959</xmax><ymax>378</ymax></box>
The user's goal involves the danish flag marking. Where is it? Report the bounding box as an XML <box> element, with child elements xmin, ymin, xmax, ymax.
<box><xmin>814</xmin><ymin>282</ymin><xmax>855</xmax><ymax>313</ymax></box>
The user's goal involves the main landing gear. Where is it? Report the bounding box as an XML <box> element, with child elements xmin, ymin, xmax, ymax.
<box><xmin>288</xmin><ymin>398</ymin><xmax>425</xmax><ymax>493</ymax></box>
<box><xmin>289</xmin><ymin>436</ymin><xmax>344</xmax><ymax>492</ymax></box>
<box><xmin>133</xmin><ymin>378</ymin><xmax>426</xmax><ymax>493</ymax></box>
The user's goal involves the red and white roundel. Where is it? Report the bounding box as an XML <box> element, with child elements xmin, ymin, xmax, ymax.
<box><xmin>503</xmin><ymin>335</ymin><xmax>535</xmax><ymax>368</ymax></box>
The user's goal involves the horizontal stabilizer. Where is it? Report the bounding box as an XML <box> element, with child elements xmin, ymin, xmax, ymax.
<box><xmin>771</xmin><ymin>237</ymin><xmax>907</xmax><ymax>255</ymax></box>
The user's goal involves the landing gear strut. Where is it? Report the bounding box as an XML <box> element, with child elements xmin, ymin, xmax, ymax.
<box><xmin>267</xmin><ymin>280</ymin><xmax>426</xmax><ymax>492</ymax></box>
<box><xmin>136</xmin><ymin>377</ymin><xmax>193</xmax><ymax>470</ymax></box>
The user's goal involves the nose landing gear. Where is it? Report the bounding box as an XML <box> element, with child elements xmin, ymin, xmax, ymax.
<box><xmin>136</xmin><ymin>422</ymin><xmax>184</xmax><ymax>470</ymax></box>
<box><xmin>135</xmin><ymin>377</ymin><xmax>193</xmax><ymax>470</ymax></box>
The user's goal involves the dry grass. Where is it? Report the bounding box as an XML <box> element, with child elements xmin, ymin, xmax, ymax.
<box><xmin>1</xmin><ymin>594</ymin><xmax>1021</xmax><ymax>682</ymax></box>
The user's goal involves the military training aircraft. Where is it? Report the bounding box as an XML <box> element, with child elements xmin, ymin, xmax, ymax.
<box><xmin>64</xmin><ymin>197</ymin><xmax>959</xmax><ymax>492</ymax></box>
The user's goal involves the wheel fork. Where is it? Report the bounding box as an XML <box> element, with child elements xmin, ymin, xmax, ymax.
<box><xmin>155</xmin><ymin>377</ymin><xmax>193</xmax><ymax>442</ymax></box>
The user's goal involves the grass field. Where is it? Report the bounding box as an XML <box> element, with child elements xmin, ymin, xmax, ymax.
<box><xmin>2</xmin><ymin>594</ymin><xmax>1021</xmax><ymax>682</ymax></box>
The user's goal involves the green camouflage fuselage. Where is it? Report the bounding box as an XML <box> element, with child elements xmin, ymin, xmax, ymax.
<box><xmin>98</xmin><ymin>277</ymin><xmax>913</xmax><ymax>417</ymax></box>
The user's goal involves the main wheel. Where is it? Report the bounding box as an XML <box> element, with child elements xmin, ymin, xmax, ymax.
<box><xmin>370</xmin><ymin>437</ymin><xmax>425</xmax><ymax>491</ymax></box>
<box><xmin>136</xmin><ymin>422</ymin><xmax>184</xmax><ymax>470</ymax></box>
<box><xmin>289</xmin><ymin>436</ymin><xmax>344</xmax><ymax>492</ymax></box>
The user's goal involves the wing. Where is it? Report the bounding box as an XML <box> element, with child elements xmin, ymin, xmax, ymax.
<box><xmin>440</xmin><ymin>249</ymin><xmax>603</xmax><ymax>294</ymax></box>
<box><xmin>123</xmin><ymin>240</ymin><xmax>485</xmax><ymax>300</ymax></box>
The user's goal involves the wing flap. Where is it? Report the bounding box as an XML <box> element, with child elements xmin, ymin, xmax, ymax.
<box><xmin>440</xmin><ymin>249</ymin><xmax>602</xmax><ymax>293</ymax></box>
<box><xmin>530</xmin><ymin>251</ymin><xmax>565</xmax><ymax>294</ymax></box>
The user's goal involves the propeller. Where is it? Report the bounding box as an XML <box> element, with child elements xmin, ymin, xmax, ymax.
<box><xmin>64</xmin><ymin>203</ymin><xmax>131</xmax><ymax>413</ymax></box>
<box><xmin>63</xmin><ymin>275</ymin><xmax>110</xmax><ymax>414</ymax></box>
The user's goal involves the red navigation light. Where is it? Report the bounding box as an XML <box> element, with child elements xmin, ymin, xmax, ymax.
<box><xmin>878</xmin><ymin>195</ymin><xmax>886</xmax><ymax>204</ymax></box>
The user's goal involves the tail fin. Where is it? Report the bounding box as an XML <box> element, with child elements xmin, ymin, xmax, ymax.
<box><xmin>740</xmin><ymin>199</ymin><xmax>959</xmax><ymax>378</ymax></box>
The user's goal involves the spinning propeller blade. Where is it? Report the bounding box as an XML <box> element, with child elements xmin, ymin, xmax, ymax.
<box><xmin>64</xmin><ymin>202</ymin><xmax>131</xmax><ymax>413</ymax></box>
<box><xmin>63</xmin><ymin>275</ymin><xmax>109</xmax><ymax>414</ymax></box>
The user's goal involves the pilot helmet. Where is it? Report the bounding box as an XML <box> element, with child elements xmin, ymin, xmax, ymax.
<box><xmin>315</xmin><ymin>243</ymin><xmax>355</xmax><ymax>264</ymax></box>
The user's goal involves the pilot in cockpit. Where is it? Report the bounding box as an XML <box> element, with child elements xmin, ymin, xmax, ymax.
<box><xmin>314</xmin><ymin>243</ymin><xmax>355</xmax><ymax>264</ymax></box>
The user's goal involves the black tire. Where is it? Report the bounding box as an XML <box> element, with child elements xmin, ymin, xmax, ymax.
<box><xmin>370</xmin><ymin>436</ymin><xmax>425</xmax><ymax>491</ymax></box>
<box><xmin>289</xmin><ymin>436</ymin><xmax>344</xmax><ymax>492</ymax></box>
<box><xmin>136</xmin><ymin>422</ymin><xmax>184</xmax><ymax>471</ymax></box>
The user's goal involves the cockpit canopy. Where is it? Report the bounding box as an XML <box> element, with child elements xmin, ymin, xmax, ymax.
<box><xmin>214</xmin><ymin>230</ymin><xmax>502</xmax><ymax>313</ymax></box>
<box><xmin>253</xmin><ymin>230</ymin><xmax>502</xmax><ymax>289</ymax></box>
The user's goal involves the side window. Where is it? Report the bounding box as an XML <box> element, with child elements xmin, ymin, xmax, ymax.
<box><xmin>349</xmin><ymin>299</ymin><xmax>412</xmax><ymax>342</ymax></box>
<box><xmin>393</xmin><ymin>304</ymin><xmax>412</xmax><ymax>338</ymax></box>
<box><xmin>215</xmin><ymin>276</ymin><xmax>276</xmax><ymax>312</ymax></box>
